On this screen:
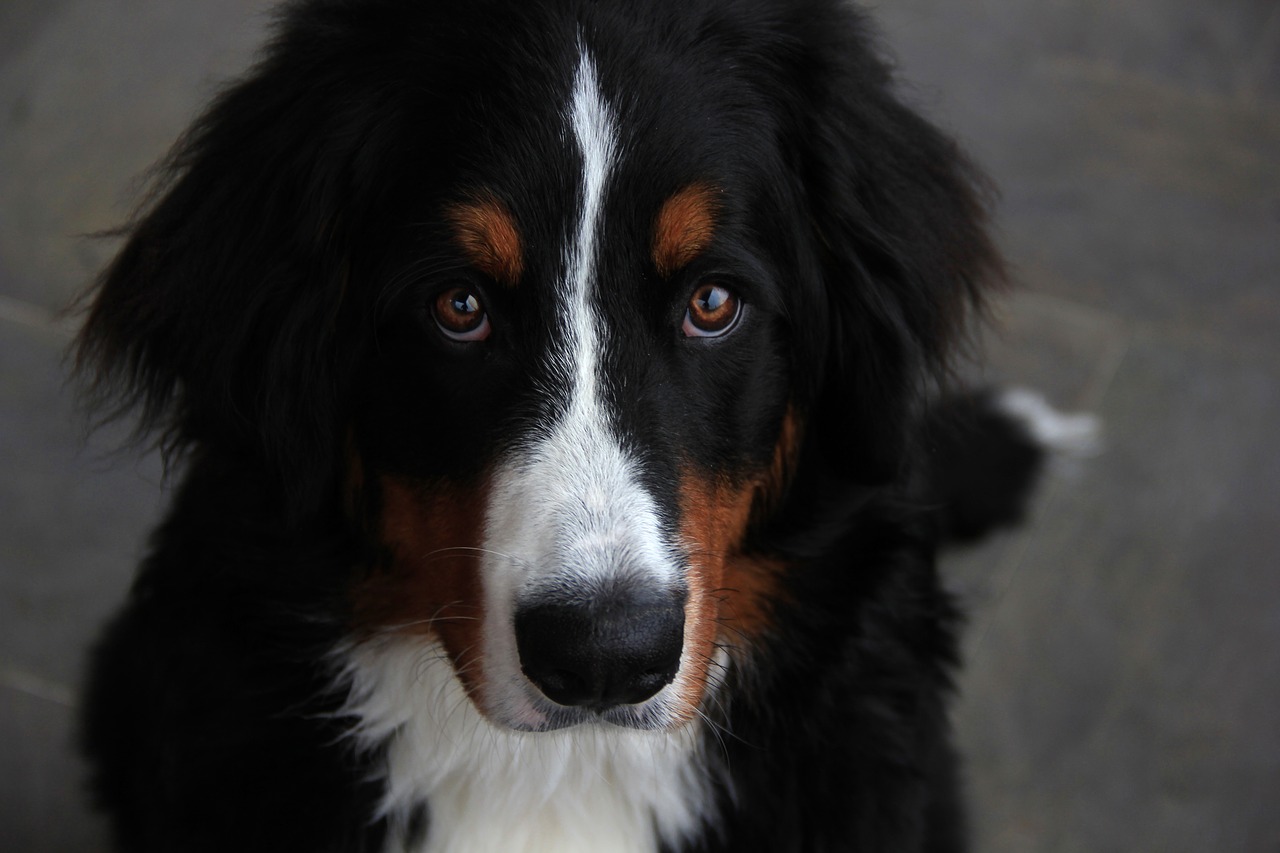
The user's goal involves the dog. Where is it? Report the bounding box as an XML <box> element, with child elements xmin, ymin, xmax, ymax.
<box><xmin>75</xmin><ymin>1</ymin><xmax>1054</xmax><ymax>850</ymax></box>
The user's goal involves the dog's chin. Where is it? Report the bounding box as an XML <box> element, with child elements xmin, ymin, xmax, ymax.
<box><xmin>484</xmin><ymin>685</ymin><xmax>681</xmax><ymax>734</ymax></box>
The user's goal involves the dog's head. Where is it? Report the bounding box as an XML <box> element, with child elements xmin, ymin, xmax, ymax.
<box><xmin>77</xmin><ymin>0</ymin><xmax>999</xmax><ymax>732</ymax></box>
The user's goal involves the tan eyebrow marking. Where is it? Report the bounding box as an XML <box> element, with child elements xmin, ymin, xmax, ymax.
<box><xmin>446</xmin><ymin>193</ymin><xmax>525</xmax><ymax>286</ymax></box>
<box><xmin>652</xmin><ymin>183</ymin><xmax>720</xmax><ymax>278</ymax></box>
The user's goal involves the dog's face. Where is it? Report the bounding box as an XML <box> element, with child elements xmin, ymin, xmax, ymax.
<box><xmin>77</xmin><ymin>1</ymin><xmax>998</xmax><ymax>735</ymax></box>
<box><xmin>350</xmin><ymin>47</ymin><xmax>801</xmax><ymax>731</ymax></box>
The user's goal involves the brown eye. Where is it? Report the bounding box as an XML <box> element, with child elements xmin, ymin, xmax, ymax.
<box><xmin>682</xmin><ymin>283</ymin><xmax>741</xmax><ymax>338</ymax></box>
<box><xmin>433</xmin><ymin>286</ymin><xmax>491</xmax><ymax>342</ymax></box>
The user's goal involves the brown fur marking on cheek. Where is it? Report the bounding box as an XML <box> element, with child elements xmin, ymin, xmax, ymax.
<box><xmin>674</xmin><ymin>471</ymin><xmax>780</xmax><ymax>717</ymax></box>
<box><xmin>652</xmin><ymin>183</ymin><xmax>720</xmax><ymax>278</ymax></box>
<box><xmin>673</xmin><ymin>409</ymin><xmax>803</xmax><ymax>717</ymax></box>
<box><xmin>352</xmin><ymin>475</ymin><xmax>488</xmax><ymax>700</ymax></box>
<box><xmin>446</xmin><ymin>193</ymin><xmax>524</xmax><ymax>285</ymax></box>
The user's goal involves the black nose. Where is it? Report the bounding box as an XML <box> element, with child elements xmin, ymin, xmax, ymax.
<box><xmin>515</xmin><ymin>593</ymin><xmax>686</xmax><ymax>710</ymax></box>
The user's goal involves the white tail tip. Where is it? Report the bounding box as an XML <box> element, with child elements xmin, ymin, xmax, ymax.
<box><xmin>997</xmin><ymin>388</ymin><xmax>1104</xmax><ymax>458</ymax></box>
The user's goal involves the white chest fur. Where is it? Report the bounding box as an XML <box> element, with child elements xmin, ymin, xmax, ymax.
<box><xmin>338</xmin><ymin>638</ymin><xmax>715</xmax><ymax>853</ymax></box>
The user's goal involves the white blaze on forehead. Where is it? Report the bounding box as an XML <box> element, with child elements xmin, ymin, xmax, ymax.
<box><xmin>477</xmin><ymin>48</ymin><xmax>684</xmax><ymax>726</ymax></box>
<box><xmin>565</xmin><ymin>49</ymin><xmax>617</xmax><ymax>396</ymax></box>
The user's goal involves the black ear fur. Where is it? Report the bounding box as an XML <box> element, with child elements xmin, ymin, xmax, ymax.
<box><xmin>796</xmin><ymin>9</ymin><xmax>1004</xmax><ymax>484</ymax></box>
<box><xmin>74</xmin><ymin>18</ymin><xmax>386</xmax><ymax>516</ymax></box>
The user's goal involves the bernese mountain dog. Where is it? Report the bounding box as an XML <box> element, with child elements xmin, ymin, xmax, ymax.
<box><xmin>74</xmin><ymin>0</ymin><xmax>1057</xmax><ymax>850</ymax></box>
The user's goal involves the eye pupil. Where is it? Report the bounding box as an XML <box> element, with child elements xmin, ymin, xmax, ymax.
<box><xmin>698</xmin><ymin>288</ymin><xmax>726</xmax><ymax>312</ymax></box>
<box><xmin>452</xmin><ymin>293</ymin><xmax>479</xmax><ymax>316</ymax></box>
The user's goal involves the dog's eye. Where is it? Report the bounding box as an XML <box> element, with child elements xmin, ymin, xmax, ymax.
<box><xmin>682</xmin><ymin>283</ymin><xmax>741</xmax><ymax>338</ymax></box>
<box><xmin>433</xmin><ymin>286</ymin><xmax>491</xmax><ymax>342</ymax></box>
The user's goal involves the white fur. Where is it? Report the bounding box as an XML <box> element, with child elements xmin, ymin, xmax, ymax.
<box><xmin>997</xmin><ymin>388</ymin><xmax>1103</xmax><ymax>457</ymax></box>
<box><xmin>339</xmin><ymin>637</ymin><xmax>714</xmax><ymax>853</ymax></box>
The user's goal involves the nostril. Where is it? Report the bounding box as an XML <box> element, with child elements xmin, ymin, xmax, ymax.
<box><xmin>538</xmin><ymin>667</ymin><xmax>587</xmax><ymax>700</ymax></box>
<box><xmin>514</xmin><ymin>595</ymin><xmax>685</xmax><ymax>710</ymax></box>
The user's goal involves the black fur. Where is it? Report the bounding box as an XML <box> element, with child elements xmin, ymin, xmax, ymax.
<box><xmin>81</xmin><ymin>456</ymin><xmax>386</xmax><ymax>850</ymax></box>
<box><xmin>76</xmin><ymin>1</ymin><xmax>1037</xmax><ymax>850</ymax></box>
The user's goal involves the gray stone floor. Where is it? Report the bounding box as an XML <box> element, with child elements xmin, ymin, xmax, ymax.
<box><xmin>1</xmin><ymin>1</ymin><xmax>1276</xmax><ymax>850</ymax></box>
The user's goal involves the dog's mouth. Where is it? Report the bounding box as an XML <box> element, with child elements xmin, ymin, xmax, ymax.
<box><xmin>494</xmin><ymin>689</ymin><xmax>679</xmax><ymax>733</ymax></box>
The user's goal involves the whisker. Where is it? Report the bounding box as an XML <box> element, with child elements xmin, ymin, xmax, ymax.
<box><xmin>372</xmin><ymin>599</ymin><xmax>482</xmax><ymax>635</ymax></box>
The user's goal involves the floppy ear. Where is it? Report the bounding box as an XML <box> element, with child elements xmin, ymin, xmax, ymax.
<box><xmin>797</xmin><ymin>13</ymin><xmax>1004</xmax><ymax>484</ymax></box>
<box><xmin>75</xmin><ymin>26</ymin><xmax>383</xmax><ymax>515</ymax></box>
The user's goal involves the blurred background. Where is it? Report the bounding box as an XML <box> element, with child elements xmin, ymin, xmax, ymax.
<box><xmin>1</xmin><ymin>1</ymin><xmax>1277</xmax><ymax>850</ymax></box>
